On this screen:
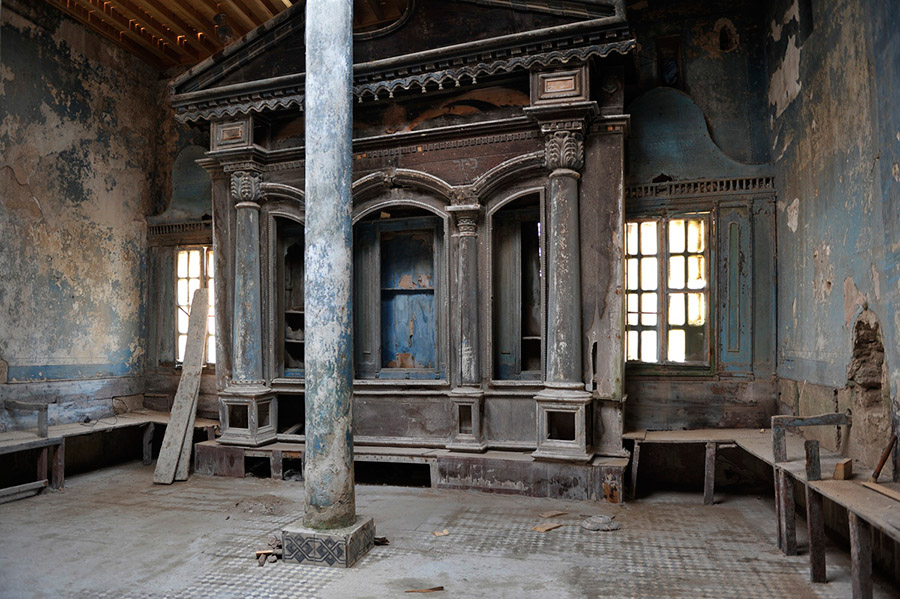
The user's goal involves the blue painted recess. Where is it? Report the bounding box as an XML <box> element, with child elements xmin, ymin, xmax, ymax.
<box><xmin>379</xmin><ymin>229</ymin><xmax>436</xmax><ymax>369</ymax></box>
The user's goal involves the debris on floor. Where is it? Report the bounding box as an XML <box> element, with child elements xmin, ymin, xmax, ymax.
<box><xmin>581</xmin><ymin>514</ymin><xmax>621</xmax><ymax>532</ymax></box>
<box><xmin>374</xmin><ymin>536</ymin><xmax>391</xmax><ymax>546</ymax></box>
<box><xmin>531</xmin><ymin>522</ymin><xmax>563</xmax><ymax>533</ymax></box>
<box><xmin>405</xmin><ymin>586</ymin><xmax>445</xmax><ymax>593</ymax></box>
<box><xmin>283</xmin><ymin>469</ymin><xmax>302</xmax><ymax>482</ymax></box>
<box><xmin>255</xmin><ymin>535</ymin><xmax>283</xmax><ymax>566</ymax></box>
<box><xmin>539</xmin><ymin>510</ymin><xmax>567</xmax><ymax>519</ymax></box>
<box><xmin>233</xmin><ymin>494</ymin><xmax>288</xmax><ymax>516</ymax></box>
<box><xmin>432</xmin><ymin>529</ymin><xmax>450</xmax><ymax>537</ymax></box>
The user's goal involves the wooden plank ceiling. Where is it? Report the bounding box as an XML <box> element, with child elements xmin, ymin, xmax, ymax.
<box><xmin>45</xmin><ymin>0</ymin><xmax>410</xmax><ymax>70</ymax></box>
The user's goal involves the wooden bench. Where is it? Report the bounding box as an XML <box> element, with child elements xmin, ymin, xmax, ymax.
<box><xmin>625</xmin><ymin>424</ymin><xmax>900</xmax><ymax>599</ymax></box>
<box><xmin>0</xmin><ymin>409</ymin><xmax>218</xmax><ymax>502</ymax></box>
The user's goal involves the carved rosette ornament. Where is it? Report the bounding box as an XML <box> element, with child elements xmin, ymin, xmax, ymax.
<box><xmin>231</xmin><ymin>170</ymin><xmax>262</xmax><ymax>206</ymax></box>
<box><xmin>544</xmin><ymin>130</ymin><xmax>585</xmax><ymax>173</ymax></box>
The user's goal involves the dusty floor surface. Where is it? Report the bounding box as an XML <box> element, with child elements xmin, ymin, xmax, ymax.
<box><xmin>0</xmin><ymin>461</ymin><xmax>896</xmax><ymax>598</ymax></box>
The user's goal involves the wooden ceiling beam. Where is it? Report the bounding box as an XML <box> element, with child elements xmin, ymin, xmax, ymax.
<box><xmin>66</xmin><ymin>0</ymin><xmax>181</xmax><ymax>65</ymax></box>
<box><xmin>45</xmin><ymin>0</ymin><xmax>169</xmax><ymax>68</ymax></box>
<box><xmin>257</xmin><ymin>0</ymin><xmax>282</xmax><ymax>18</ymax></box>
<box><xmin>128</xmin><ymin>0</ymin><xmax>218</xmax><ymax>55</ymax></box>
<box><xmin>107</xmin><ymin>0</ymin><xmax>199</xmax><ymax>60</ymax></box>
<box><xmin>195</xmin><ymin>1</ymin><xmax>251</xmax><ymax>38</ymax></box>
<box><xmin>159</xmin><ymin>2</ymin><xmax>222</xmax><ymax>50</ymax></box>
<box><xmin>220</xmin><ymin>0</ymin><xmax>264</xmax><ymax>32</ymax></box>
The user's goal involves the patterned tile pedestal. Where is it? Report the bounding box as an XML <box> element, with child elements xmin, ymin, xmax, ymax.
<box><xmin>282</xmin><ymin>515</ymin><xmax>375</xmax><ymax>568</ymax></box>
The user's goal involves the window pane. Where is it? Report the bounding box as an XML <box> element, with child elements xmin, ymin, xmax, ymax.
<box><xmin>188</xmin><ymin>278</ymin><xmax>201</xmax><ymax>300</ymax></box>
<box><xmin>668</xmin><ymin>329</ymin><xmax>686</xmax><ymax>362</ymax></box>
<box><xmin>177</xmin><ymin>251</ymin><xmax>189</xmax><ymax>278</ymax></box>
<box><xmin>641</xmin><ymin>293</ymin><xmax>657</xmax><ymax>326</ymax></box>
<box><xmin>688</xmin><ymin>255</ymin><xmax>706</xmax><ymax>289</ymax></box>
<box><xmin>208</xmin><ymin>282</ymin><xmax>215</xmax><ymax>307</ymax></box>
<box><xmin>640</xmin><ymin>330</ymin><xmax>658</xmax><ymax>362</ymax></box>
<box><xmin>208</xmin><ymin>314</ymin><xmax>215</xmax><ymax>334</ymax></box>
<box><xmin>668</xmin><ymin>256</ymin><xmax>685</xmax><ymax>289</ymax></box>
<box><xmin>668</xmin><ymin>219</ymin><xmax>686</xmax><ymax>254</ymax></box>
<box><xmin>626</xmin><ymin>330</ymin><xmax>639</xmax><ymax>361</ymax></box>
<box><xmin>626</xmin><ymin>258</ymin><xmax>639</xmax><ymax>290</ymax></box>
<box><xmin>668</xmin><ymin>293</ymin><xmax>686</xmax><ymax>326</ymax></box>
<box><xmin>685</xmin><ymin>324</ymin><xmax>707</xmax><ymax>362</ymax></box>
<box><xmin>206</xmin><ymin>251</ymin><xmax>215</xmax><ymax>278</ymax></box>
<box><xmin>626</xmin><ymin>222</ymin><xmax>639</xmax><ymax>256</ymax></box>
<box><xmin>207</xmin><ymin>335</ymin><xmax>216</xmax><ymax>364</ymax></box>
<box><xmin>688</xmin><ymin>293</ymin><xmax>706</xmax><ymax>326</ymax></box>
<box><xmin>188</xmin><ymin>250</ymin><xmax>201</xmax><ymax>278</ymax></box>
<box><xmin>687</xmin><ymin>219</ymin><xmax>705</xmax><ymax>253</ymax></box>
<box><xmin>640</xmin><ymin>257</ymin><xmax>658</xmax><ymax>290</ymax></box>
<box><xmin>177</xmin><ymin>310</ymin><xmax>189</xmax><ymax>335</ymax></box>
<box><xmin>627</xmin><ymin>293</ymin><xmax>639</xmax><ymax>326</ymax></box>
<box><xmin>177</xmin><ymin>279</ymin><xmax>189</xmax><ymax>306</ymax></box>
<box><xmin>639</xmin><ymin>221</ymin><xmax>658</xmax><ymax>255</ymax></box>
<box><xmin>177</xmin><ymin>334</ymin><xmax>187</xmax><ymax>362</ymax></box>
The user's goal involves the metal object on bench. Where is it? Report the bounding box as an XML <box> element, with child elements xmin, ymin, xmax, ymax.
<box><xmin>3</xmin><ymin>400</ymin><xmax>49</xmax><ymax>438</ymax></box>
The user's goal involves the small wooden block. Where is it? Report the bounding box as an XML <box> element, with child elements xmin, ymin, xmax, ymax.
<box><xmin>432</xmin><ymin>529</ymin><xmax>449</xmax><ymax>537</ymax></box>
<box><xmin>539</xmin><ymin>510</ymin><xmax>567</xmax><ymax>519</ymax></box>
<box><xmin>834</xmin><ymin>458</ymin><xmax>853</xmax><ymax>480</ymax></box>
<box><xmin>531</xmin><ymin>522</ymin><xmax>563</xmax><ymax>533</ymax></box>
<box><xmin>861</xmin><ymin>481</ymin><xmax>900</xmax><ymax>503</ymax></box>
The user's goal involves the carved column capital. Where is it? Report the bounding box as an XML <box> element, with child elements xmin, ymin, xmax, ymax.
<box><xmin>231</xmin><ymin>170</ymin><xmax>263</xmax><ymax>208</ymax></box>
<box><xmin>544</xmin><ymin>130</ymin><xmax>585</xmax><ymax>173</ymax></box>
<box><xmin>448</xmin><ymin>202</ymin><xmax>482</xmax><ymax>237</ymax></box>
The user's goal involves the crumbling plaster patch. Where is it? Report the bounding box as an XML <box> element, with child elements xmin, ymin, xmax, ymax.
<box><xmin>786</xmin><ymin>197</ymin><xmax>799</xmax><ymax>232</ymax></box>
<box><xmin>768</xmin><ymin>34</ymin><xmax>801</xmax><ymax>118</ymax></box>
<box><xmin>0</xmin><ymin>3</ymin><xmax>168</xmax><ymax>380</ymax></box>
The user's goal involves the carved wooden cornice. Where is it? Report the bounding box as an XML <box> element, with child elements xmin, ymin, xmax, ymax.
<box><xmin>172</xmin><ymin>39</ymin><xmax>635</xmax><ymax>124</ymax></box>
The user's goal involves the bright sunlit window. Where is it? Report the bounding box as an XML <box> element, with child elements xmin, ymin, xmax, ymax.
<box><xmin>175</xmin><ymin>247</ymin><xmax>215</xmax><ymax>365</ymax></box>
<box><xmin>625</xmin><ymin>214</ymin><xmax>709</xmax><ymax>365</ymax></box>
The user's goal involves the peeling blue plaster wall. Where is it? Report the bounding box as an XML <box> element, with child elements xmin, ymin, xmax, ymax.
<box><xmin>769</xmin><ymin>0</ymin><xmax>900</xmax><ymax>465</ymax></box>
<box><xmin>0</xmin><ymin>1</ymin><xmax>168</xmax><ymax>428</ymax></box>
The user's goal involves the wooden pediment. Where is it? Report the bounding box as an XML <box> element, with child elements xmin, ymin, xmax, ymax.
<box><xmin>170</xmin><ymin>0</ymin><xmax>632</xmax><ymax>124</ymax></box>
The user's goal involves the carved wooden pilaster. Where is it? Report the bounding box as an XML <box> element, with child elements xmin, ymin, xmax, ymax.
<box><xmin>525</xmin><ymin>101</ymin><xmax>598</xmax><ymax>462</ymax></box>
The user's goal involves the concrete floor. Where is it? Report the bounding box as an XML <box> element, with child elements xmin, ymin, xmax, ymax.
<box><xmin>0</xmin><ymin>462</ymin><xmax>896</xmax><ymax>599</ymax></box>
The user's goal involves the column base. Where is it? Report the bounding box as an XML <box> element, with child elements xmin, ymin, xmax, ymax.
<box><xmin>446</xmin><ymin>387</ymin><xmax>487</xmax><ymax>453</ymax></box>
<box><xmin>218</xmin><ymin>384</ymin><xmax>277</xmax><ymax>447</ymax></box>
<box><xmin>282</xmin><ymin>515</ymin><xmax>375</xmax><ymax>568</ymax></box>
<box><xmin>533</xmin><ymin>384</ymin><xmax>594</xmax><ymax>462</ymax></box>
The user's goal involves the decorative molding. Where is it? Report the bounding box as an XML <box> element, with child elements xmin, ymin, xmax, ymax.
<box><xmin>231</xmin><ymin>171</ymin><xmax>262</xmax><ymax>204</ymax></box>
<box><xmin>544</xmin><ymin>130</ymin><xmax>584</xmax><ymax>172</ymax></box>
<box><xmin>354</xmin><ymin>130</ymin><xmax>539</xmax><ymax>161</ymax></box>
<box><xmin>147</xmin><ymin>221</ymin><xmax>211</xmax><ymax>239</ymax></box>
<box><xmin>625</xmin><ymin>176</ymin><xmax>776</xmax><ymax>200</ymax></box>
<box><xmin>173</xmin><ymin>39</ymin><xmax>635</xmax><ymax>124</ymax></box>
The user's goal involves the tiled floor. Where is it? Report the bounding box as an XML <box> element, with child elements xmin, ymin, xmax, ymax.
<box><xmin>0</xmin><ymin>462</ymin><xmax>895</xmax><ymax>598</ymax></box>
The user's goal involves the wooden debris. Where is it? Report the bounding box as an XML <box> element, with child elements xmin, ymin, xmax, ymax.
<box><xmin>861</xmin><ymin>481</ymin><xmax>900</xmax><ymax>502</ymax></box>
<box><xmin>154</xmin><ymin>288</ymin><xmax>208</xmax><ymax>485</ymax></box>
<box><xmin>868</xmin><ymin>434</ymin><xmax>897</xmax><ymax>483</ymax></box>
<box><xmin>255</xmin><ymin>549</ymin><xmax>275</xmax><ymax>557</ymax></box>
<box><xmin>539</xmin><ymin>510</ymin><xmax>567</xmax><ymax>519</ymax></box>
<box><xmin>258</xmin><ymin>553</ymin><xmax>267</xmax><ymax>567</ymax></box>
<box><xmin>432</xmin><ymin>529</ymin><xmax>449</xmax><ymax>537</ymax></box>
<box><xmin>531</xmin><ymin>522</ymin><xmax>563</xmax><ymax>533</ymax></box>
<box><xmin>834</xmin><ymin>458</ymin><xmax>853</xmax><ymax>480</ymax></box>
<box><xmin>374</xmin><ymin>536</ymin><xmax>390</xmax><ymax>546</ymax></box>
<box><xmin>404</xmin><ymin>587</ymin><xmax>444</xmax><ymax>593</ymax></box>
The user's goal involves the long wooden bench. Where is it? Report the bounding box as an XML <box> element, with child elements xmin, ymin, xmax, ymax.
<box><xmin>0</xmin><ymin>409</ymin><xmax>218</xmax><ymax>501</ymax></box>
<box><xmin>625</xmin><ymin>426</ymin><xmax>900</xmax><ymax>599</ymax></box>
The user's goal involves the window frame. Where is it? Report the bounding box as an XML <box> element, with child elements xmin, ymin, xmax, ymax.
<box><xmin>174</xmin><ymin>245</ymin><xmax>215</xmax><ymax>368</ymax></box>
<box><xmin>624</xmin><ymin>207</ymin><xmax>716</xmax><ymax>376</ymax></box>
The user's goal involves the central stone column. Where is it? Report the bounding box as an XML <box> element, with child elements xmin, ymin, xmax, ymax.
<box><xmin>282</xmin><ymin>0</ymin><xmax>374</xmax><ymax>568</ymax></box>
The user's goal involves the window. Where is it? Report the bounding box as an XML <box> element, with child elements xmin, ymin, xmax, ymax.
<box><xmin>625</xmin><ymin>214</ymin><xmax>709</xmax><ymax>365</ymax></box>
<box><xmin>492</xmin><ymin>195</ymin><xmax>543</xmax><ymax>380</ymax></box>
<box><xmin>175</xmin><ymin>247</ymin><xmax>215</xmax><ymax>365</ymax></box>
<box><xmin>354</xmin><ymin>210</ymin><xmax>444</xmax><ymax>379</ymax></box>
